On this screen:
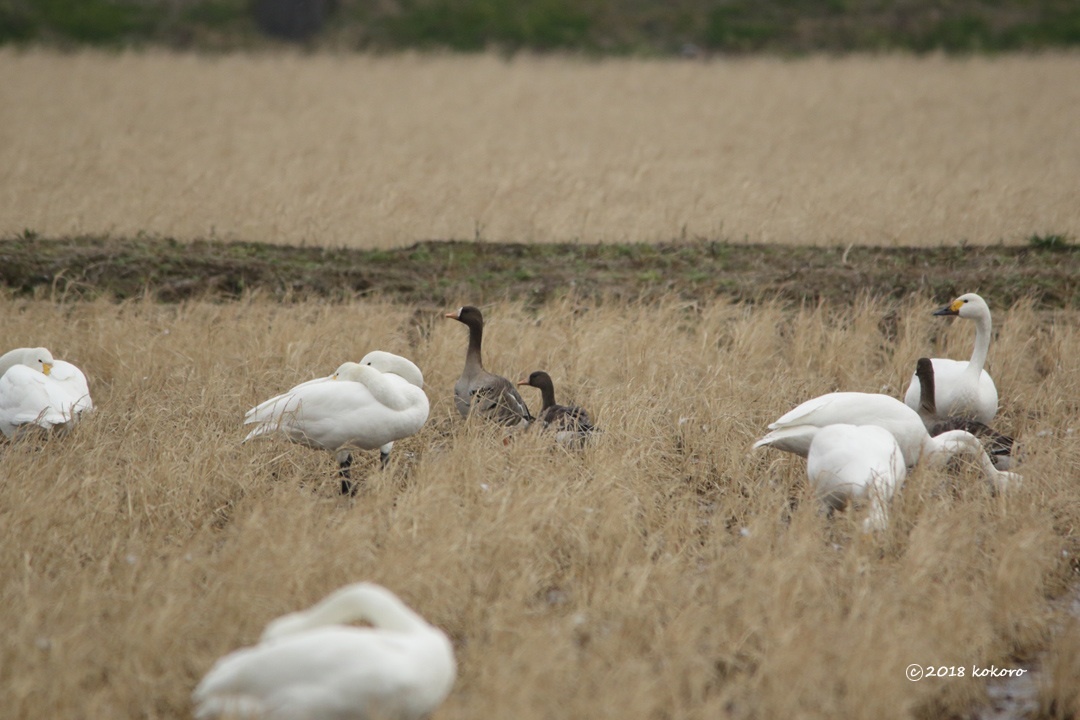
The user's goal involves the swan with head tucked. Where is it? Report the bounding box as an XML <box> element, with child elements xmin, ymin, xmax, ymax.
<box><xmin>806</xmin><ymin>424</ymin><xmax>907</xmax><ymax>533</ymax></box>
<box><xmin>904</xmin><ymin>293</ymin><xmax>998</xmax><ymax>426</ymax></box>
<box><xmin>193</xmin><ymin>582</ymin><xmax>457</xmax><ymax>720</ymax></box>
<box><xmin>753</xmin><ymin>391</ymin><xmax>1020</xmax><ymax>492</ymax></box>
<box><xmin>0</xmin><ymin>347</ymin><xmax>93</xmax><ymax>439</ymax></box>
<box><xmin>243</xmin><ymin>351</ymin><xmax>429</xmax><ymax>494</ymax></box>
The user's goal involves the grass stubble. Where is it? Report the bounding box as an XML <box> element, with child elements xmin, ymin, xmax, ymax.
<box><xmin>0</xmin><ymin>292</ymin><xmax>1078</xmax><ymax>719</ymax></box>
<box><xmin>2</xmin><ymin>51</ymin><xmax>1079</xmax><ymax>248</ymax></box>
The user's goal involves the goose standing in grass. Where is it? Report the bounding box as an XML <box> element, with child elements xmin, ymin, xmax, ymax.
<box><xmin>517</xmin><ymin>370</ymin><xmax>596</xmax><ymax>446</ymax></box>
<box><xmin>753</xmin><ymin>391</ymin><xmax>1020</xmax><ymax>492</ymax></box>
<box><xmin>0</xmin><ymin>347</ymin><xmax>93</xmax><ymax>439</ymax></box>
<box><xmin>193</xmin><ymin>582</ymin><xmax>457</xmax><ymax>720</ymax></box>
<box><xmin>243</xmin><ymin>351</ymin><xmax>429</xmax><ymax>495</ymax></box>
<box><xmin>915</xmin><ymin>357</ymin><xmax>1015</xmax><ymax>470</ymax></box>
<box><xmin>806</xmin><ymin>424</ymin><xmax>907</xmax><ymax>533</ymax></box>
<box><xmin>445</xmin><ymin>306</ymin><xmax>533</xmax><ymax>426</ymax></box>
<box><xmin>904</xmin><ymin>293</ymin><xmax>998</xmax><ymax>426</ymax></box>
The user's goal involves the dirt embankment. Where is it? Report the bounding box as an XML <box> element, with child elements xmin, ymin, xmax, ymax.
<box><xmin>1</xmin><ymin>234</ymin><xmax>1077</xmax><ymax>308</ymax></box>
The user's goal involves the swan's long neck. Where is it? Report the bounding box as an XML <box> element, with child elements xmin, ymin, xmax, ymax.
<box><xmin>923</xmin><ymin>429</ymin><xmax>1010</xmax><ymax>489</ymax></box>
<box><xmin>263</xmin><ymin>584</ymin><xmax>432</xmax><ymax>641</ymax></box>
<box><xmin>967</xmin><ymin>311</ymin><xmax>992</xmax><ymax>376</ymax></box>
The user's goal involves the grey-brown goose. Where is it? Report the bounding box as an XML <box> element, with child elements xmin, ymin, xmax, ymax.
<box><xmin>445</xmin><ymin>306</ymin><xmax>533</xmax><ymax>426</ymax></box>
<box><xmin>517</xmin><ymin>371</ymin><xmax>595</xmax><ymax>446</ymax></box>
<box><xmin>916</xmin><ymin>357</ymin><xmax>1015</xmax><ymax>470</ymax></box>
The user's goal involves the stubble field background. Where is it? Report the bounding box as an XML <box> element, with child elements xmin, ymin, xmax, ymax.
<box><xmin>2</xmin><ymin>51</ymin><xmax>1079</xmax><ymax>247</ymax></box>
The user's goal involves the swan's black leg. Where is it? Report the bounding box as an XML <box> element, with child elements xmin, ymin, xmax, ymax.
<box><xmin>380</xmin><ymin>448</ymin><xmax>391</xmax><ymax>469</ymax></box>
<box><xmin>338</xmin><ymin>453</ymin><xmax>356</xmax><ymax>496</ymax></box>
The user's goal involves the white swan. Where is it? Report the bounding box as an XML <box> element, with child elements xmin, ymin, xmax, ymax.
<box><xmin>753</xmin><ymin>392</ymin><xmax>1020</xmax><ymax>492</ymax></box>
<box><xmin>915</xmin><ymin>356</ymin><xmax>1016</xmax><ymax>470</ymax></box>
<box><xmin>193</xmin><ymin>582</ymin><xmax>457</xmax><ymax>720</ymax></box>
<box><xmin>806</xmin><ymin>424</ymin><xmax>907</xmax><ymax>533</ymax></box>
<box><xmin>0</xmin><ymin>347</ymin><xmax>93</xmax><ymax>439</ymax></box>
<box><xmin>904</xmin><ymin>293</ymin><xmax>998</xmax><ymax>427</ymax></box>
<box><xmin>243</xmin><ymin>351</ymin><xmax>429</xmax><ymax>494</ymax></box>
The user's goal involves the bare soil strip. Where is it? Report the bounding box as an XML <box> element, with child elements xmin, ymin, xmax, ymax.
<box><xmin>2</xmin><ymin>235</ymin><xmax>1076</xmax><ymax>308</ymax></box>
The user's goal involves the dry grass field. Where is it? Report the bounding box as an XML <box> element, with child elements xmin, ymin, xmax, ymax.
<box><xmin>2</xmin><ymin>292</ymin><xmax>1079</xmax><ymax>719</ymax></box>
<box><xmin>2</xmin><ymin>51</ymin><xmax>1079</xmax><ymax>248</ymax></box>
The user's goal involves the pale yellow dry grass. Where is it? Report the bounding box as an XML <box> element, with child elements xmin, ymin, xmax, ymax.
<box><xmin>2</xmin><ymin>51</ymin><xmax>1079</xmax><ymax>248</ymax></box>
<box><xmin>1</xmin><ymin>292</ymin><xmax>1079</xmax><ymax>719</ymax></box>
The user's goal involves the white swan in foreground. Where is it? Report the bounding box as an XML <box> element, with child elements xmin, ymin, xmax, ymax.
<box><xmin>904</xmin><ymin>293</ymin><xmax>998</xmax><ymax>426</ymax></box>
<box><xmin>243</xmin><ymin>351</ymin><xmax>429</xmax><ymax>494</ymax></box>
<box><xmin>753</xmin><ymin>392</ymin><xmax>1020</xmax><ymax>492</ymax></box>
<box><xmin>193</xmin><ymin>582</ymin><xmax>457</xmax><ymax>720</ymax></box>
<box><xmin>0</xmin><ymin>347</ymin><xmax>93</xmax><ymax>439</ymax></box>
<box><xmin>806</xmin><ymin>424</ymin><xmax>907</xmax><ymax>533</ymax></box>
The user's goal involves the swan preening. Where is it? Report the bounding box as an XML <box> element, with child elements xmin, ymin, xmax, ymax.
<box><xmin>193</xmin><ymin>582</ymin><xmax>457</xmax><ymax>720</ymax></box>
<box><xmin>243</xmin><ymin>351</ymin><xmax>429</xmax><ymax>494</ymax></box>
<box><xmin>806</xmin><ymin>424</ymin><xmax>907</xmax><ymax>533</ymax></box>
<box><xmin>904</xmin><ymin>293</ymin><xmax>998</xmax><ymax>427</ymax></box>
<box><xmin>754</xmin><ymin>391</ymin><xmax>1020</xmax><ymax>495</ymax></box>
<box><xmin>754</xmin><ymin>392</ymin><xmax>934</xmax><ymax>468</ymax></box>
<box><xmin>517</xmin><ymin>371</ymin><xmax>596</xmax><ymax>446</ymax></box>
<box><xmin>445</xmin><ymin>306</ymin><xmax>533</xmax><ymax>427</ymax></box>
<box><xmin>0</xmin><ymin>347</ymin><xmax>93</xmax><ymax>439</ymax></box>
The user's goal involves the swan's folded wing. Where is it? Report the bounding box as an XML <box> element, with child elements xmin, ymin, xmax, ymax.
<box><xmin>0</xmin><ymin>367</ymin><xmax>70</xmax><ymax>433</ymax></box>
<box><xmin>753</xmin><ymin>424</ymin><xmax>820</xmax><ymax>457</ymax></box>
<box><xmin>767</xmin><ymin>393</ymin><xmax>846</xmax><ymax>429</ymax></box>
<box><xmin>194</xmin><ymin>631</ymin><xmax>421</xmax><ymax>720</ymax></box>
<box><xmin>244</xmin><ymin>375</ymin><xmax>336</xmax><ymax>427</ymax></box>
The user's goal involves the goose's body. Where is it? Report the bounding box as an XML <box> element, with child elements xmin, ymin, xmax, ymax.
<box><xmin>244</xmin><ymin>351</ymin><xmax>429</xmax><ymax>492</ymax></box>
<box><xmin>0</xmin><ymin>348</ymin><xmax>93</xmax><ymax>438</ymax></box>
<box><xmin>915</xmin><ymin>357</ymin><xmax>1015</xmax><ymax>470</ymax></box>
<box><xmin>754</xmin><ymin>391</ymin><xmax>1020</xmax><ymax>492</ymax></box>
<box><xmin>806</xmin><ymin>424</ymin><xmax>907</xmax><ymax>532</ymax></box>
<box><xmin>445</xmin><ymin>306</ymin><xmax>532</xmax><ymax>427</ymax></box>
<box><xmin>517</xmin><ymin>371</ymin><xmax>595</xmax><ymax>446</ymax></box>
<box><xmin>904</xmin><ymin>293</ymin><xmax>998</xmax><ymax>426</ymax></box>
<box><xmin>193</xmin><ymin>582</ymin><xmax>456</xmax><ymax>720</ymax></box>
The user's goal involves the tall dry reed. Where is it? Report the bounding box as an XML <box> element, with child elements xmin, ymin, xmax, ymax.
<box><xmin>0</xmin><ymin>293</ymin><xmax>1077</xmax><ymax>719</ymax></box>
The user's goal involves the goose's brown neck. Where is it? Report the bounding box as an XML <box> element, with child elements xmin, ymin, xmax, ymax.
<box><xmin>465</xmin><ymin>318</ymin><xmax>484</xmax><ymax>370</ymax></box>
<box><xmin>534</xmin><ymin>376</ymin><xmax>557</xmax><ymax>410</ymax></box>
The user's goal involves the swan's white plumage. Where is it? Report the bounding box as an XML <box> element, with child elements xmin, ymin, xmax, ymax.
<box><xmin>193</xmin><ymin>582</ymin><xmax>457</xmax><ymax>720</ymax></box>
<box><xmin>754</xmin><ymin>391</ymin><xmax>1020</xmax><ymax>493</ymax></box>
<box><xmin>806</xmin><ymin>424</ymin><xmax>907</xmax><ymax>533</ymax></box>
<box><xmin>0</xmin><ymin>348</ymin><xmax>93</xmax><ymax>438</ymax></box>
<box><xmin>243</xmin><ymin>351</ymin><xmax>429</xmax><ymax>457</ymax></box>
<box><xmin>904</xmin><ymin>293</ymin><xmax>998</xmax><ymax>427</ymax></box>
<box><xmin>754</xmin><ymin>392</ymin><xmax>929</xmax><ymax>467</ymax></box>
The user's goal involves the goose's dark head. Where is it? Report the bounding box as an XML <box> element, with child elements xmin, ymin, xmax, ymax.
<box><xmin>445</xmin><ymin>305</ymin><xmax>484</xmax><ymax>329</ymax></box>
<box><xmin>517</xmin><ymin>371</ymin><xmax>553</xmax><ymax>390</ymax></box>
